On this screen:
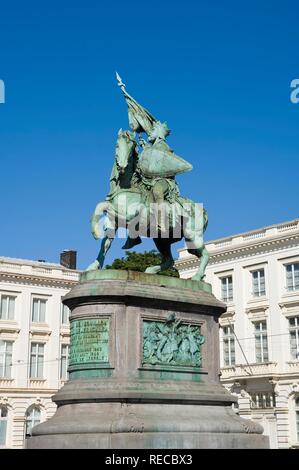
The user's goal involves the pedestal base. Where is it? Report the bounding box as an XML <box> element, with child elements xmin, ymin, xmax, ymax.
<box><xmin>27</xmin><ymin>271</ymin><xmax>269</xmax><ymax>449</ymax></box>
<box><xmin>27</xmin><ymin>401</ymin><xmax>268</xmax><ymax>449</ymax></box>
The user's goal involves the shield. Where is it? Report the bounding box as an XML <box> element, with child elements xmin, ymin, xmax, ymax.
<box><xmin>138</xmin><ymin>144</ymin><xmax>193</xmax><ymax>178</ymax></box>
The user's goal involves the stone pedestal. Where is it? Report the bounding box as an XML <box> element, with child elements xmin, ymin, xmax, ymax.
<box><xmin>27</xmin><ymin>270</ymin><xmax>269</xmax><ymax>448</ymax></box>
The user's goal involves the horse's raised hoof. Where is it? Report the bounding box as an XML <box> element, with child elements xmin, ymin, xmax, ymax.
<box><xmin>145</xmin><ymin>265</ymin><xmax>161</xmax><ymax>274</ymax></box>
<box><xmin>92</xmin><ymin>230</ymin><xmax>101</xmax><ymax>240</ymax></box>
<box><xmin>85</xmin><ymin>260</ymin><xmax>100</xmax><ymax>271</ymax></box>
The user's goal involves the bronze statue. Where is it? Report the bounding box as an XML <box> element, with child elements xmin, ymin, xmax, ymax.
<box><xmin>87</xmin><ymin>74</ymin><xmax>209</xmax><ymax>281</ymax></box>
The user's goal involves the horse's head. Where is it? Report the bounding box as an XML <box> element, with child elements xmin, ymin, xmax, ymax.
<box><xmin>115</xmin><ymin>129</ymin><xmax>137</xmax><ymax>175</ymax></box>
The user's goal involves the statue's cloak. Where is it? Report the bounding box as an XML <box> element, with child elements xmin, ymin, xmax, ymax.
<box><xmin>138</xmin><ymin>141</ymin><xmax>193</xmax><ymax>178</ymax></box>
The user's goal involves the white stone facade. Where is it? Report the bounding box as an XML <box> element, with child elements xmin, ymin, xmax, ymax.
<box><xmin>0</xmin><ymin>257</ymin><xmax>79</xmax><ymax>448</ymax></box>
<box><xmin>1</xmin><ymin>218</ymin><xmax>299</xmax><ymax>449</ymax></box>
<box><xmin>176</xmin><ymin>218</ymin><xmax>299</xmax><ymax>449</ymax></box>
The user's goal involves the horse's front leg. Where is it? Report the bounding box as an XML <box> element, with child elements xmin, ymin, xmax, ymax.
<box><xmin>91</xmin><ymin>201</ymin><xmax>109</xmax><ymax>240</ymax></box>
<box><xmin>145</xmin><ymin>239</ymin><xmax>174</xmax><ymax>274</ymax></box>
<box><xmin>187</xmin><ymin>241</ymin><xmax>209</xmax><ymax>282</ymax></box>
<box><xmin>97</xmin><ymin>235</ymin><xmax>114</xmax><ymax>268</ymax></box>
<box><xmin>86</xmin><ymin>214</ymin><xmax>117</xmax><ymax>271</ymax></box>
<box><xmin>184</xmin><ymin>211</ymin><xmax>209</xmax><ymax>281</ymax></box>
<box><xmin>86</xmin><ymin>234</ymin><xmax>114</xmax><ymax>271</ymax></box>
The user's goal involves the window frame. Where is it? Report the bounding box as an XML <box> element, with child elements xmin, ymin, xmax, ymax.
<box><xmin>295</xmin><ymin>397</ymin><xmax>299</xmax><ymax>443</ymax></box>
<box><xmin>254</xmin><ymin>320</ymin><xmax>269</xmax><ymax>363</ymax></box>
<box><xmin>221</xmin><ymin>275</ymin><xmax>233</xmax><ymax>302</ymax></box>
<box><xmin>0</xmin><ymin>340</ymin><xmax>13</xmax><ymax>378</ymax></box>
<box><xmin>222</xmin><ymin>325</ymin><xmax>235</xmax><ymax>366</ymax></box>
<box><xmin>289</xmin><ymin>316</ymin><xmax>299</xmax><ymax>361</ymax></box>
<box><xmin>285</xmin><ymin>262</ymin><xmax>299</xmax><ymax>292</ymax></box>
<box><xmin>25</xmin><ymin>406</ymin><xmax>41</xmax><ymax>437</ymax></box>
<box><xmin>250</xmin><ymin>392</ymin><xmax>276</xmax><ymax>409</ymax></box>
<box><xmin>29</xmin><ymin>343</ymin><xmax>45</xmax><ymax>379</ymax></box>
<box><xmin>251</xmin><ymin>269</ymin><xmax>266</xmax><ymax>297</ymax></box>
<box><xmin>0</xmin><ymin>406</ymin><xmax>8</xmax><ymax>448</ymax></box>
<box><xmin>60</xmin><ymin>344</ymin><xmax>69</xmax><ymax>380</ymax></box>
<box><xmin>0</xmin><ymin>294</ymin><xmax>16</xmax><ymax>321</ymax></box>
<box><xmin>31</xmin><ymin>298</ymin><xmax>47</xmax><ymax>323</ymax></box>
<box><xmin>61</xmin><ymin>304</ymin><xmax>69</xmax><ymax>325</ymax></box>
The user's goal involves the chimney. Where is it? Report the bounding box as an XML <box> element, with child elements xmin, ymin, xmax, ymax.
<box><xmin>60</xmin><ymin>250</ymin><xmax>77</xmax><ymax>270</ymax></box>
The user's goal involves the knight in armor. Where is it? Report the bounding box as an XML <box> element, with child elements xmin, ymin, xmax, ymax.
<box><xmin>115</xmin><ymin>73</ymin><xmax>193</xmax><ymax>248</ymax></box>
<box><xmin>133</xmin><ymin>120</ymin><xmax>182</xmax><ymax>234</ymax></box>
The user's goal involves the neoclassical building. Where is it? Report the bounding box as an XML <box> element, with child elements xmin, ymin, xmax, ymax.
<box><xmin>176</xmin><ymin>218</ymin><xmax>299</xmax><ymax>449</ymax></box>
<box><xmin>0</xmin><ymin>254</ymin><xmax>78</xmax><ymax>448</ymax></box>
<box><xmin>1</xmin><ymin>220</ymin><xmax>299</xmax><ymax>448</ymax></box>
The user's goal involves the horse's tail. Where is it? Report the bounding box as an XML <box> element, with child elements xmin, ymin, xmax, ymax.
<box><xmin>91</xmin><ymin>201</ymin><xmax>110</xmax><ymax>239</ymax></box>
<box><xmin>203</xmin><ymin>207</ymin><xmax>208</xmax><ymax>232</ymax></box>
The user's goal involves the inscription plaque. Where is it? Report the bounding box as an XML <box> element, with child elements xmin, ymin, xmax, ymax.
<box><xmin>69</xmin><ymin>318</ymin><xmax>109</xmax><ymax>365</ymax></box>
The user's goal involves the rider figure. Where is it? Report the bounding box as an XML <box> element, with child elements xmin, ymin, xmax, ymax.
<box><xmin>143</xmin><ymin>121</ymin><xmax>180</xmax><ymax>233</ymax></box>
<box><xmin>115</xmin><ymin>73</ymin><xmax>191</xmax><ymax>250</ymax></box>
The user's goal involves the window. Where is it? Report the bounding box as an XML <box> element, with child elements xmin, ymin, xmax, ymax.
<box><xmin>289</xmin><ymin>317</ymin><xmax>299</xmax><ymax>360</ymax></box>
<box><xmin>61</xmin><ymin>304</ymin><xmax>70</xmax><ymax>325</ymax></box>
<box><xmin>296</xmin><ymin>397</ymin><xmax>299</xmax><ymax>442</ymax></box>
<box><xmin>0</xmin><ymin>295</ymin><xmax>15</xmax><ymax>320</ymax></box>
<box><xmin>25</xmin><ymin>407</ymin><xmax>41</xmax><ymax>437</ymax></box>
<box><xmin>252</xmin><ymin>269</ymin><xmax>266</xmax><ymax>297</ymax></box>
<box><xmin>0</xmin><ymin>407</ymin><xmax>8</xmax><ymax>447</ymax></box>
<box><xmin>254</xmin><ymin>321</ymin><xmax>269</xmax><ymax>363</ymax></box>
<box><xmin>29</xmin><ymin>343</ymin><xmax>44</xmax><ymax>379</ymax></box>
<box><xmin>32</xmin><ymin>299</ymin><xmax>46</xmax><ymax>323</ymax></box>
<box><xmin>221</xmin><ymin>276</ymin><xmax>233</xmax><ymax>302</ymax></box>
<box><xmin>60</xmin><ymin>344</ymin><xmax>69</xmax><ymax>380</ymax></box>
<box><xmin>0</xmin><ymin>341</ymin><xmax>12</xmax><ymax>378</ymax></box>
<box><xmin>222</xmin><ymin>325</ymin><xmax>235</xmax><ymax>366</ymax></box>
<box><xmin>286</xmin><ymin>263</ymin><xmax>299</xmax><ymax>291</ymax></box>
<box><xmin>250</xmin><ymin>392</ymin><xmax>276</xmax><ymax>409</ymax></box>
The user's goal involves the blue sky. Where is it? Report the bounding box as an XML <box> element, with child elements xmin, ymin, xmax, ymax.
<box><xmin>0</xmin><ymin>0</ymin><xmax>298</xmax><ymax>269</ymax></box>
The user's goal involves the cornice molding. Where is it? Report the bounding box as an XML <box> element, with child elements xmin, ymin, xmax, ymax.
<box><xmin>60</xmin><ymin>330</ymin><xmax>70</xmax><ymax>339</ymax></box>
<box><xmin>29</xmin><ymin>328</ymin><xmax>52</xmax><ymax>341</ymax></box>
<box><xmin>0</xmin><ymin>388</ymin><xmax>58</xmax><ymax>394</ymax></box>
<box><xmin>279</xmin><ymin>298</ymin><xmax>299</xmax><ymax>315</ymax></box>
<box><xmin>245</xmin><ymin>307</ymin><xmax>269</xmax><ymax>321</ymax></box>
<box><xmin>0</xmin><ymin>272</ymin><xmax>78</xmax><ymax>290</ymax></box>
<box><xmin>176</xmin><ymin>234</ymin><xmax>299</xmax><ymax>270</ymax></box>
<box><xmin>219</xmin><ymin>311</ymin><xmax>235</xmax><ymax>325</ymax></box>
<box><xmin>0</xmin><ymin>321</ymin><xmax>20</xmax><ymax>335</ymax></box>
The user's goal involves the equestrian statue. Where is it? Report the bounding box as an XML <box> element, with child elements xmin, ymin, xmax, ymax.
<box><xmin>87</xmin><ymin>73</ymin><xmax>209</xmax><ymax>281</ymax></box>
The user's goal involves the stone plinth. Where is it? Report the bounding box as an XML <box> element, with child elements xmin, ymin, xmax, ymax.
<box><xmin>27</xmin><ymin>270</ymin><xmax>269</xmax><ymax>448</ymax></box>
